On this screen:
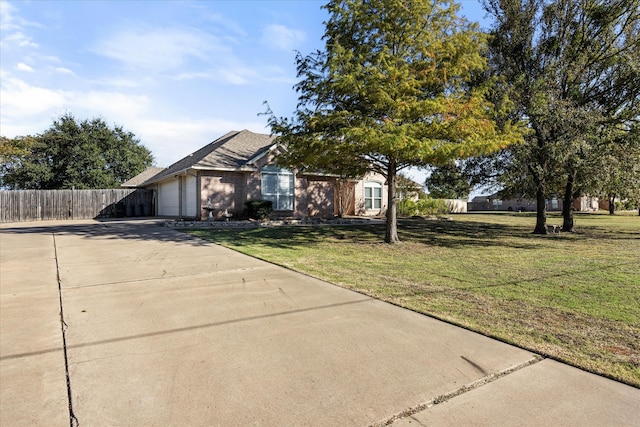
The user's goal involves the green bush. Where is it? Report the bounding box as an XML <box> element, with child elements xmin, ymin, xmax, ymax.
<box><xmin>245</xmin><ymin>200</ymin><xmax>273</xmax><ymax>220</ymax></box>
<box><xmin>398</xmin><ymin>198</ymin><xmax>417</xmax><ymax>216</ymax></box>
<box><xmin>398</xmin><ymin>196</ymin><xmax>449</xmax><ymax>216</ymax></box>
<box><xmin>417</xmin><ymin>198</ymin><xmax>449</xmax><ymax>216</ymax></box>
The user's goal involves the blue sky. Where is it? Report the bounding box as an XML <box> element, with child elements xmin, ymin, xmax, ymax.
<box><xmin>1</xmin><ymin>0</ymin><xmax>488</xmax><ymax>181</ymax></box>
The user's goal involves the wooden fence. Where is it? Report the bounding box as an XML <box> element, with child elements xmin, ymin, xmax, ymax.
<box><xmin>0</xmin><ymin>189</ymin><xmax>155</xmax><ymax>223</ymax></box>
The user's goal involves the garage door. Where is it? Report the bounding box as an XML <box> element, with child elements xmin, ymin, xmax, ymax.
<box><xmin>157</xmin><ymin>180</ymin><xmax>179</xmax><ymax>216</ymax></box>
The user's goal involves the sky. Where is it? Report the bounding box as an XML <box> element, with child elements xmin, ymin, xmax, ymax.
<box><xmin>1</xmin><ymin>0</ymin><xmax>488</xmax><ymax>184</ymax></box>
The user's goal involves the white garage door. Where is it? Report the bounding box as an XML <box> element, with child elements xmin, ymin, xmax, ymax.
<box><xmin>158</xmin><ymin>180</ymin><xmax>179</xmax><ymax>216</ymax></box>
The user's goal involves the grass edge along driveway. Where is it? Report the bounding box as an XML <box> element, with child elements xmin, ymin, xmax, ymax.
<box><xmin>186</xmin><ymin>213</ymin><xmax>640</xmax><ymax>387</ymax></box>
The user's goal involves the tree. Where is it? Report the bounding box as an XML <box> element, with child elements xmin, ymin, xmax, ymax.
<box><xmin>589</xmin><ymin>124</ymin><xmax>640</xmax><ymax>214</ymax></box>
<box><xmin>267</xmin><ymin>0</ymin><xmax>523</xmax><ymax>243</ymax></box>
<box><xmin>0</xmin><ymin>135</ymin><xmax>35</xmax><ymax>187</ymax></box>
<box><xmin>425</xmin><ymin>162</ymin><xmax>472</xmax><ymax>199</ymax></box>
<box><xmin>483</xmin><ymin>0</ymin><xmax>640</xmax><ymax>233</ymax></box>
<box><xmin>1</xmin><ymin>114</ymin><xmax>153</xmax><ymax>189</ymax></box>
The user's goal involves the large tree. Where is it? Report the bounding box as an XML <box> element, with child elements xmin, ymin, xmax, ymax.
<box><xmin>425</xmin><ymin>162</ymin><xmax>472</xmax><ymax>199</ymax></box>
<box><xmin>268</xmin><ymin>0</ymin><xmax>522</xmax><ymax>243</ymax></box>
<box><xmin>484</xmin><ymin>0</ymin><xmax>640</xmax><ymax>233</ymax></box>
<box><xmin>1</xmin><ymin>114</ymin><xmax>153</xmax><ymax>189</ymax></box>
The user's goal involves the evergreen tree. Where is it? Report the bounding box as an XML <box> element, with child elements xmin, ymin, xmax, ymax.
<box><xmin>1</xmin><ymin>113</ymin><xmax>153</xmax><ymax>189</ymax></box>
<box><xmin>268</xmin><ymin>0</ymin><xmax>522</xmax><ymax>243</ymax></box>
<box><xmin>425</xmin><ymin>162</ymin><xmax>472</xmax><ymax>199</ymax></box>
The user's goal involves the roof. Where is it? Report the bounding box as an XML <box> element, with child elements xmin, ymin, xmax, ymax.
<box><xmin>120</xmin><ymin>166</ymin><xmax>166</xmax><ymax>188</ymax></box>
<box><xmin>145</xmin><ymin>130</ymin><xmax>276</xmax><ymax>184</ymax></box>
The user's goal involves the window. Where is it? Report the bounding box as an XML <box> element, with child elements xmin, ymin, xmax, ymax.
<box><xmin>261</xmin><ymin>165</ymin><xmax>294</xmax><ymax>210</ymax></box>
<box><xmin>364</xmin><ymin>182</ymin><xmax>382</xmax><ymax>210</ymax></box>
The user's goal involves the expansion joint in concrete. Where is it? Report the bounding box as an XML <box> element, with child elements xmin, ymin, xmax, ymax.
<box><xmin>369</xmin><ymin>355</ymin><xmax>544</xmax><ymax>427</ymax></box>
<box><xmin>52</xmin><ymin>233</ymin><xmax>79</xmax><ymax>427</ymax></box>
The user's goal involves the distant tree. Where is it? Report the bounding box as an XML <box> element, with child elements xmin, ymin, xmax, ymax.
<box><xmin>267</xmin><ymin>0</ymin><xmax>523</xmax><ymax>243</ymax></box>
<box><xmin>1</xmin><ymin>114</ymin><xmax>153</xmax><ymax>189</ymax></box>
<box><xmin>483</xmin><ymin>0</ymin><xmax>640</xmax><ymax>233</ymax></box>
<box><xmin>425</xmin><ymin>162</ymin><xmax>472</xmax><ymax>199</ymax></box>
<box><xmin>0</xmin><ymin>135</ymin><xmax>35</xmax><ymax>187</ymax></box>
<box><xmin>589</xmin><ymin>124</ymin><xmax>640</xmax><ymax>215</ymax></box>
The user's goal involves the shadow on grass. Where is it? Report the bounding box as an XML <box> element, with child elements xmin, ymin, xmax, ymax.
<box><xmin>190</xmin><ymin>217</ymin><xmax>549</xmax><ymax>250</ymax></box>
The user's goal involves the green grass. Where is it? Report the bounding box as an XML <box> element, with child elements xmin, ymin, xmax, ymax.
<box><xmin>186</xmin><ymin>212</ymin><xmax>640</xmax><ymax>387</ymax></box>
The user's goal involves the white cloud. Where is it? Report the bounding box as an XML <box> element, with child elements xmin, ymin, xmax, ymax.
<box><xmin>92</xmin><ymin>77</ymin><xmax>142</xmax><ymax>88</ymax></box>
<box><xmin>3</xmin><ymin>31</ymin><xmax>38</xmax><ymax>48</ymax></box>
<box><xmin>91</xmin><ymin>27</ymin><xmax>227</xmax><ymax>71</ymax></box>
<box><xmin>0</xmin><ymin>71</ymin><xmax>268</xmax><ymax>167</ymax></box>
<box><xmin>135</xmin><ymin>118</ymin><xmax>269</xmax><ymax>166</ymax></box>
<box><xmin>218</xmin><ymin>68</ymin><xmax>251</xmax><ymax>85</ymax></box>
<box><xmin>16</xmin><ymin>62</ymin><xmax>34</xmax><ymax>72</ymax></box>
<box><xmin>0</xmin><ymin>72</ymin><xmax>150</xmax><ymax>137</ymax></box>
<box><xmin>1</xmin><ymin>72</ymin><xmax>67</xmax><ymax>117</ymax></box>
<box><xmin>70</xmin><ymin>91</ymin><xmax>150</xmax><ymax>120</ymax></box>
<box><xmin>262</xmin><ymin>24</ymin><xmax>306</xmax><ymax>51</ymax></box>
<box><xmin>53</xmin><ymin>67</ymin><xmax>75</xmax><ymax>75</ymax></box>
<box><xmin>0</xmin><ymin>1</ymin><xmax>40</xmax><ymax>48</ymax></box>
<box><xmin>173</xmin><ymin>71</ymin><xmax>213</xmax><ymax>81</ymax></box>
<box><xmin>200</xmin><ymin>10</ymin><xmax>247</xmax><ymax>39</ymax></box>
<box><xmin>0</xmin><ymin>1</ymin><xmax>21</xmax><ymax>31</ymax></box>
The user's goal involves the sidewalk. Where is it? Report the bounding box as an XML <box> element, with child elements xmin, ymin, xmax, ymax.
<box><xmin>1</xmin><ymin>219</ymin><xmax>638</xmax><ymax>426</ymax></box>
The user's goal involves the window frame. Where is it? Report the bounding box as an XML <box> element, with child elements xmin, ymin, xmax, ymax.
<box><xmin>364</xmin><ymin>181</ymin><xmax>383</xmax><ymax>210</ymax></box>
<box><xmin>261</xmin><ymin>165</ymin><xmax>294</xmax><ymax>211</ymax></box>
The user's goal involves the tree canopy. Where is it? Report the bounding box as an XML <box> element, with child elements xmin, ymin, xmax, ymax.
<box><xmin>1</xmin><ymin>114</ymin><xmax>153</xmax><ymax>190</ymax></box>
<box><xmin>425</xmin><ymin>162</ymin><xmax>472</xmax><ymax>199</ymax></box>
<box><xmin>483</xmin><ymin>0</ymin><xmax>640</xmax><ymax>232</ymax></box>
<box><xmin>268</xmin><ymin>0</ymin><xmax>523</xmax><ymax>243</ymax></box>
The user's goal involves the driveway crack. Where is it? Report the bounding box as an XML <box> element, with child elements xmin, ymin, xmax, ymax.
<box><xmin>369</xmin><ymin>355</ymin><xmax>543</xmax><ymax>426</ymax></box>
<box><xmin>53</xmin><ymin>233</ymin><xmax>79</xmax><ymax>427</ymax></box>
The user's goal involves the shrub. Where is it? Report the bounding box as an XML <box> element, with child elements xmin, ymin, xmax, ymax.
<box><xmin>245</xmin><ymin>200</ymin><xmax>273</xmax><ymax>220</ymax></box>
<box><xmin>417</xmin><ymin>197</ymin><xmax>449</xmax><ymax>216</ymax></box>
<box><xmin>398</xmin><ymin>196</ymin><xmax>449</xmax><ymax>216</ymax></box>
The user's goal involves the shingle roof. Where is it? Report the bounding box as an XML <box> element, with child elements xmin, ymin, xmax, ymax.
<box><xmin>145</xmin><ymin>130</ymin><xmax>276</xmax><ymax>184</ymax></box>
<box><xmin>120</xmin><ymin>166</ymin><xmax>166</xmax><ymax>188</ymax></box>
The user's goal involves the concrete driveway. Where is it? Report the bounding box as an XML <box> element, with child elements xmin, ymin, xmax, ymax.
<box><xmin>1</xmin><ymin>219</ymin><xmax>638</xmax><ymax>426</ymax></box>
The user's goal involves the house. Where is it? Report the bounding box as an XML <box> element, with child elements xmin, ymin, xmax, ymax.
<box><xmin>468</xmin><ymin>192</ymin><xmax>600</xmax><ymax>212</ymax></box>
<box><xmin>124</xmin><ymin>130</ymin><xmax>388</xmax><ymax>220</ymax></box>
<box><xmin>120</xmin><ymin>166</ymin><xmax>165</xmax><ymax>189</ymax></box>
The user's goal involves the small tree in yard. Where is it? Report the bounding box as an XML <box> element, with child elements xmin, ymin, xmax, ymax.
<box><xmin>267</xmin><ymin>0</ymin><xmax>523</xmax><ymax>243</ymax></box>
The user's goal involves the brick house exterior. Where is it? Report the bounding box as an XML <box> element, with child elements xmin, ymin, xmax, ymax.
<box><xmin>468</xmin><ymin>192</ymin><xmax>600</xmax><ymax>212</ymax></box>
<box><xmin>123</xmin><ymin>130</ymin><xmax>387</xmax><ymax>220</ymax></box>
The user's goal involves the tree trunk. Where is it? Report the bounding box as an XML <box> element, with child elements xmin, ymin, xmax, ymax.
<box><xmin>385</xmin><ymin>161</ymin><xmax>400</xmax><ymax>244</ymax></box>
<box><xmin>562</xmin><ymin>172</ymin><xmax>575</xmax><ymax>232</ymax></box>
<box><xmin>608</xmin><ymin>194</ymin><xmax>616</xmax><ymax>215</ymax></box>
<box><xmin>534</xmin><ymin>181</ymin><xmax>547</xmax><ymax>234</ymax></box>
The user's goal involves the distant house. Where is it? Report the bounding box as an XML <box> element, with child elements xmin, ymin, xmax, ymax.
<box><xmin>468</xmin><ymin>192</ymin><xmax>600</xmax><ymax>212</ymax></box>
<box><xmin>124</xmin><ymin>130</ymin><xmax>388</xmax><ymax>220</ymax></box>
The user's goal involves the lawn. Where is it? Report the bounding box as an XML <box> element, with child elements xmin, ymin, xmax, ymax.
<box><xmin>186</xmin><ymin>212</ymin><xmax>640</xmax><ymax>387</ymax></box>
